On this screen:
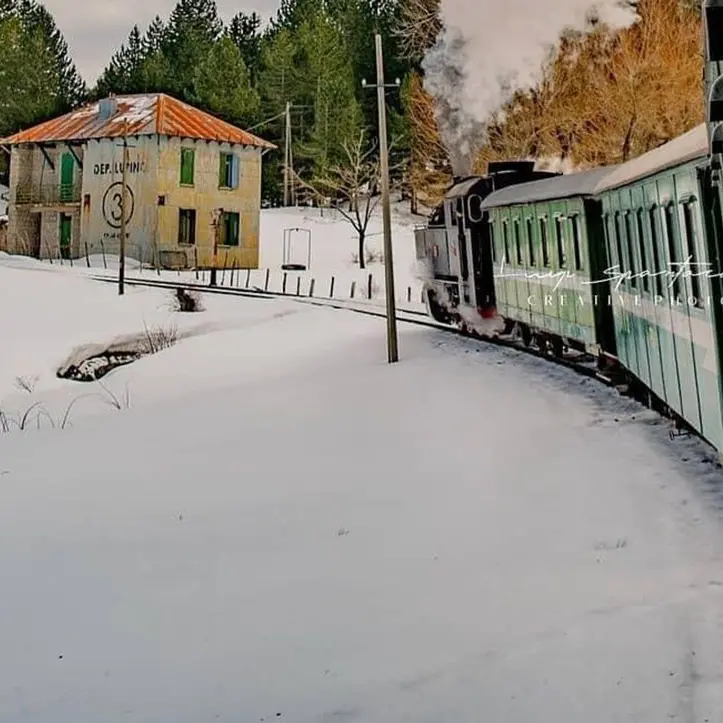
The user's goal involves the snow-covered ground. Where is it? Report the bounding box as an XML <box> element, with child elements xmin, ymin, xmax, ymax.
<box><xmin>40</xmin><ymin>202</ymin><xmax>429</xmax><ymax>307</ymax></box>
<box><xmin>3</xmin><ymin>254</ymin><xmax>723</xmax><ymax>720</ymax></box>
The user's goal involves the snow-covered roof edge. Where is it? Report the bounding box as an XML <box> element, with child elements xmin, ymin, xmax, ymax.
<box><xmin>594</xmin><ymin>124</ymin><xmax>708</xmax><ymax>193</ymax></box>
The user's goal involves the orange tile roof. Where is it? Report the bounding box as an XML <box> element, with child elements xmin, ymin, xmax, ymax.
<box><xmin>0</xmin><ymin>93</ymin><xmax>276</xmax><ymax>149</ymax></box>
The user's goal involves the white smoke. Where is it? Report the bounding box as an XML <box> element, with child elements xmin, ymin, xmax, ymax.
<box><xmin>422</xmin><ymin>0</ymin><xmax>639</xmax><ymax>175</ymax></box>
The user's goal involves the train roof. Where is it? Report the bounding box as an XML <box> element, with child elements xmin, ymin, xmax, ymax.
<box><xmin>480</xmin><ymin>166</ymin><xmax>616</xmax><ymax>209</ymax></box>
<box><xmin>445</xmin><ymin>176</ymin><xmax>485</xmax><ymax>200</ymax></box>
<box><xmin>594</xmin><ymin>123</ymin><xmax>708</xmax><ymax>192</ymax></box>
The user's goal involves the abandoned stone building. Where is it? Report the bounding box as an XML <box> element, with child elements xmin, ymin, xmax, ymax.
<box><xmin>1</xmin><ymin>93</ymin><xmax>275</xmax><ymax>268</ymax></box>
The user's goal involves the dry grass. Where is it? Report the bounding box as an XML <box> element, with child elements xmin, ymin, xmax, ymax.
<box><xmin>141</xmin><ymin>321</ymin><xmax>179</xmax><ymax>355</ymax></box>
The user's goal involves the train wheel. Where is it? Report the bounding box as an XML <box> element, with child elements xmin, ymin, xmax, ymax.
<box><xmin>426</xmin><ymin>290</ymin><xmax>450</xmax><ymax>324</ymax></box>
<box><xmin>550</xmin><ymin>337</ymin><xmax>564</xmax><ymax>357</ymax></box>
<box><xmin>520</xmin><ymin>324</ymin><xmax>532</xmax><ymax>347</ymax></box>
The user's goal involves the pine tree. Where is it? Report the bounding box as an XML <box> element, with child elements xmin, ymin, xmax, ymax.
<box><xmin>0</xmin><ymin>0</ymin><xmax>85</xmax><ymax>134</ymax></box>
<box><xmin>163</xmin><ymin>0</ymin><xmax>223</xmax><ymax>98</ymax></box>
<box><xmin>296</xmin><ymin>10</ymin><xmax>363</xmax><ymax>172</ymax></box>
<box><xmin>94</xmin><ymin>25</ymin><xmax>145</xmax><ymax>97</ymax></box>
<box><xmin>24</xmin><ymin>2</ymin><xmax>86</xmax><ymax>109</ymax></box>
<box><xmin>138</xmin><ymin>17</ymin><xmax>173</xmax><ymax>93</ymax></box>
<box><xmin>227</xmin><ymin>12</ymin><xmax>262</xmax><ymax>83</ymax></box>
<box><xmin>193</xmin><ymin>36</ymin><xmax>260</xmax><ymax>124</ymax></box>
<box><xmin>270</xmin><ymin>0</ymin><xmax>325</xmax><ymax>33</ymax></box>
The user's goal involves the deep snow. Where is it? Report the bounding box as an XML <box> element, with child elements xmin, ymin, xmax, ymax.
<box><xmin>3</xmin><ymin>254</ymin><xmax>723</xmax><ymax>720</ymax></box>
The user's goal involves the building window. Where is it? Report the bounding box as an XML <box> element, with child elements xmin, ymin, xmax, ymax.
<box><xmin>219</xmin><ymin>152</ymin><xmax>239</xmax><ymax>189</ymax></box>
<box><xmin>180</xmin><ymin>147</ymin><xmax>195</xmax><ymax>186</ymax></box>
<box><xmin>220</xmin><ymin>211</ymin><xmax>240</xmax><ymax>246</ymax></box>
<box><xmin>178</xmin><ymin>209</ymin><xmax>196</xmax><ymax>245</ymax></box>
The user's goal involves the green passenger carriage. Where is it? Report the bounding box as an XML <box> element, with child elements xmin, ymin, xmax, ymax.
<box><xmin>480</xmin><ymin>168</ymin><xmax>617</xmax><ymax>357</ymax></box>
<box><xmin>595</xmin><ymin>124</ymin><xmax>723</xmax><ymax>453</ymax></box>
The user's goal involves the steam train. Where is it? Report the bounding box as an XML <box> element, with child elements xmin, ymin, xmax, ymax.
<box><xmin>414</xmin><ymin>0</ymin><xmax>723</xmax><ymax>456</ymax></box>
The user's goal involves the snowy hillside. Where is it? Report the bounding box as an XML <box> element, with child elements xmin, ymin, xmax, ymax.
<box><xmin>3</xmin><ymin>255</ymin><xmax>723</xmax><ymax>720</ymax></box>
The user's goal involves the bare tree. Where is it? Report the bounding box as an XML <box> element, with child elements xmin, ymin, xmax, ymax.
<box><xmin>396</xmin><ymin>0</ymin><xmax>442</xmax><ymax>61</ymax></box>
<box><xmin>297</xmin><ymin>129</ymin><xmax>402</xmax><ymax>270</ymax></box>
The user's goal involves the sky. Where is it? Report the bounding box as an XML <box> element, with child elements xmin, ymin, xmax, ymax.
<box><xmin>41</xmin><ymin>0</ymin><xmax>278</xmax><ymax>86</ymax></box>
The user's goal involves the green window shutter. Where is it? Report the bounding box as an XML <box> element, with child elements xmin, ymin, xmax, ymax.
<box><xmin>230</xmin><ymin>155</ymin><xmax>239</xmax><ymax>188</ymax></box>
<box><xmin>180</xmin><ymin>148</ymin><xmax>194</xmax><ymax>185</ymax></box>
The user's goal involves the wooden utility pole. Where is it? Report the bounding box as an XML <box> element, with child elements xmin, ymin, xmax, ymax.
<box><xmin>210</xmin><ymin>208</ymin><xmax>221</xmax><ymax>287</ymax></box>
<box><xmin>284</xmin><ymin>101</ymin><xmax>291</xmax><ymax>207</ymax></box>
<box><xmin>118</xmin><ymin>119</ymin><xmax>128</xmax><ymax>296</ymax></box>
<box><xmin>363</xmin><ymin>34</ymin><xmax>400</xmax><ymax>364</ymax></box>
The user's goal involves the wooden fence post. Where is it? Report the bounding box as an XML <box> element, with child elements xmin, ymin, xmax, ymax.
<box><xmin>309</xmin><ymin>278</ymin><xmax>315</xmax><ymax>297</ymax></box>
<box><xmin>367</xmin><ymin>273</ymin><xmax>373</xmax><ymax>300</ymax></box>
<box><xmin>329</xmin><ymin>276</ymin><xmax>335</xmax><ymax>298</ymax></box>
<box><xmin>264</xmin><ymin>268</ymin><xmax>270</xmax><ymax>291</ymax></box>
<box><xmin>282</xmin><ymin>272</ymin><xmax>288</xmax><ymax>294</ymax></box>
<box><xmin>350</xmin><ymin>281</ymin><xmax>356</xmax><ymax>299</ymax></box>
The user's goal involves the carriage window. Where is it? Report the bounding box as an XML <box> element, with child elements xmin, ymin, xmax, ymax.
<box><xmin>555</xmin><ymin>217</ymin><xmax>566</xmax><ymax>268</ymax></box>
<box><xmin>526</xmin><ymin>218</ymin><xmax>536</xmax><ymax>266</ymax></box>
<box><xmin>489</xmin><ymin>222</ymin><xmax>496</xmax><ymax>263</ymax></box>
<box><xmin>447</xmin><ymin>202</ymin><xmax>456</xmax><ymax>226</ymax></box>
<box><xmin>664</xmin><ymin>204</ymin><xmax>681</xmax><ymax>298</ymax></box>
<box><xmin>570</xmin><ymin>215</ymin><xmax>583</xmax><ymax>271</ymax></box>
<box><xmin>682</xmin><ymin>202</ymin><xmax>703</xmax><ymax>307</ymax></box>
<box><xmin>502</xmin><ymin>221</ymin><xmax>510</xmax><ymax>264</ymax></box>
<box><xmin>635</xmin><ymin>210</ymin><xmax>650</xmax><ymax>293</ymax></box>
<box><xmin>649</xmin><ymin>207</ymin><xmax>664</xmax><ymax>297</ymax></box>
<box><xmin>540</xmin><ymin>218</ymin><xmax>550</xmax><ymax>267</ymax></box>
<box><xmin>430</xmin><ymin>205</ymin><xmax>445</xmax><ymax>226</ymax></box>
<box><xmin>514</xmin><ymin>220</ymin><xmax>523</xmax><ymax>265</ymax></box>
<box><xmin>614</xmin><ymin>213</ymin><xmax>626</xmax><ymax>282</ymax></box>
<box><xmin>624</xmin><ymin>212</ymin><xmax>637</xmax><ymax>288</ymax></box>
<box><xmin>468</xmin><ymin>194</ymin><xmax>483</xmax><ymax>223</ymax></box>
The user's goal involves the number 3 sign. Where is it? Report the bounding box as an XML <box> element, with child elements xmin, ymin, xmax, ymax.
<box><xmin>102</xmin><ymin>181</ymin><xmax>135</xmax><ymax>230</ymax></box>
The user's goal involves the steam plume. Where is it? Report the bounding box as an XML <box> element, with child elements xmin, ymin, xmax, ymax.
<box><xmin>422</xmin><ymin>1</ymin><xmax>638</xmax><ymax>175</ymax></box>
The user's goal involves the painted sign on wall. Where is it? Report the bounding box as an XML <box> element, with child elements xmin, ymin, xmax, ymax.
<box><xmin>82</xmin><ymin>137</ymin><xmax>157</xmax><ymax>258</ymax></box>
<box><xmin>101</xmin><ymin>181</ymin><xmax>135</xmax><ymax>229</ymax></box>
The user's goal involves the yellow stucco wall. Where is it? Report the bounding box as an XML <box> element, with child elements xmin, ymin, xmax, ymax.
<box><xmin>156</xmin><ymin>137</ymin><xmax>262</xmax><ymax>269</ymax></box>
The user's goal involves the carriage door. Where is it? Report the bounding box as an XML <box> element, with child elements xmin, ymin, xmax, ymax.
<box><xmin>456</xmin><ymin>197</ymin><xmax>472</xmax><ymax>304</ymax></box>
<box><xmin>467</xmin><ymin>193</ymin><xmax>492</xmax><ymax>309</ymax></box>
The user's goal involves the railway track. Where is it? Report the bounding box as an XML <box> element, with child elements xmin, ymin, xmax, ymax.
<box><xmin>89</xmin><ymin>272</ymin><xmax>615</xmax><ymax>387</ymax></box>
